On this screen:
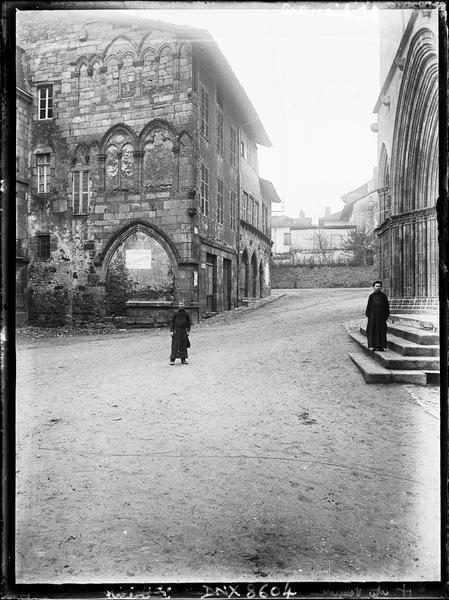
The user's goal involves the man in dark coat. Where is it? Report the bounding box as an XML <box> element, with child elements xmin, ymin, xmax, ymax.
<box><xmin>170</xmin><ymin>300</ymin><xmax>191</xmax><ymax>364</ymax></box>
<box><xmin>365</xmin><ymin>280</ymin><xmax>390</xmax><ymax>351</ymax></box>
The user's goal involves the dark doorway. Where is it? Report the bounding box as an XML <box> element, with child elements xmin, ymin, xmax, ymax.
<box><xmin>251</xmin><ymin>253</ymin><xmax>258</xmax><ymax>298</ymax></box>
<box><xmin>259</xmin><ymin>261</ymin><xmax>264</xmax><ymax>298</ymax></box>
<box><xmin>241</xmin><ymin>250</ymin><xmax>249</xmax><ymax>297</ymax></box>
<box><xmin>206</xmin><ymin>253</ymin><xmax>217</xmax><ymax>312</ymax></box>
<box><xmin>223</xmin><ymin>258</ymin><xmax>232</xmax><ymax>310</ymax></box>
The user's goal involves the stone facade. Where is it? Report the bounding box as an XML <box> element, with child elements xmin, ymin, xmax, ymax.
<box><xmin>16</xmin><ymin>11</ymin><xmax>276</xmax><ymax>325</ymax></box>
<box><xmin>373</xmin><ymin>8</ymin><xmax>439</xmax><ymax>312</ymax></box>
<box><xmin>16</xmin><ymin>46</ymin><xmax>32</xmax><ymax>326</ymax></box>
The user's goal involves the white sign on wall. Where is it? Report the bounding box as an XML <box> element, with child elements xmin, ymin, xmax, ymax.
<box><xmin>126</xmin><ymin>249</ymin><xmax>152</xmax><ymax>269</ymax></box>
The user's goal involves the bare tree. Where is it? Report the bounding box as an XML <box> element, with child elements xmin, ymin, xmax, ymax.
<box><xmin>342</xmin><ymin>226</ymin><xmax>374</xmax><ymax>266</ymax></box>
<box><xmin>312</xmin><ymin>229</ymin><xmax>335</xmax><ymax>265</ymax></box>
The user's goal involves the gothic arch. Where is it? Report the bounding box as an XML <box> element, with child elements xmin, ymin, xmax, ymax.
<box><xmin>138</xmin><ymin>119</ymin><xmax>178</xmax><ymax>150</ymax></box>
<box><xmin>104</xmin><ymin>53</ymin><xmax>120</xmax><ymax>67</ymax></box>
<box><xmin>177</xmin><ymin>130</ymin><xmax>193</xmax><ymax>146</ymax></box>
<box><xmin>89</xmin><ymin>54</ymin><xmax>102</xmax><ymax>68</ymax></box>
<box><xmin>120</xmin><ymin>49</ymin><xmax>137</xmax><ymax>64</ymax></box>
<box><xmin>73</xmin><ymin>55</ymin><xmax>90</xmax><ymax>74</ymax></box>
<box><xmin>138</xmin><ymin>31</ymin><xmax>158</xmax><ymax>57</ymax></box>
<box><xmin>98</xmin><ymin>220</ymin><xmax>180</xmax><ymax>283</ymax></box>
<box><xmin>391</xmin><ymin>28</ymin><xmax>438</xmax><ymax>214</ymax></box>
<box><xmin>102</xmin><ymin>35</ymin><xmax>138</xmax><ymax>61</ymax></box>
<box><xmin>156</xmin><ymin>43</ymin><xmax>174</xmax><ymax>60</ymax></box>
<box><xmin>72</xmin><ymin>142</ymin><xmax>88</xmax><ymax>164</ymax></box>
<box><xmin>89</xmin><ymin>140</ymin><xmax>100</xmax><ymax>154</ymax></box>
<box><xmin>141</xmin><ymin>46</ymin><xmax>155</xmax><ymax>60</ymax></box>
<box><xmin>100</xmin><ymin>123</ymin><xmax>138</xmax><ymax>152</ymax></box>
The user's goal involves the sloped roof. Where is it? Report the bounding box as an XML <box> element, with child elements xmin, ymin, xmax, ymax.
<box><xmin>341</xmin><ymin>181</ymin><xmax>371</xmax><ymax>205</ymax></box>
<box><xmin>319</xmin><ymin>210</ymin><xmax>343</xmax><ymax>222</ymax></box>
<box><xmin>260</xmin><ymin>178</ymin><xmax>281</xmax><ymax>204</ymax></box>
<box><xmin>271</xmin><ymin>215</ymin><xmax>314</xmax><ymax>228</ymax></box>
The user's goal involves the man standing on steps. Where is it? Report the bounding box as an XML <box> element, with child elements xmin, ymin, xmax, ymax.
<box><xmin>170</xmin><ymin>300</ymin><xmax>191</xmax><ymax>365</ymax></box>
<box><xmin>366</xmin><ymin>280</ymin><xmax>390</xmax><ymax>352</ymax></box>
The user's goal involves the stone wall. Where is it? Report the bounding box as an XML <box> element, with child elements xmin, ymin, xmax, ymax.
<box><xmin>271</xmin><ymin>263</ymin><xmax>378</xmax><ymax>289</ymax></box>
<box><xmin>17</xmin><ymin>12</ymin><xmax>196</xmax><ymax>325</ymax></box>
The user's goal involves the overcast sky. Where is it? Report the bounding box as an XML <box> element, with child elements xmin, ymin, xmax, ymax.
<box><xmin>129</xmin><ymin>2</ymin><xmax>381</xmax><ymax>222</ymax></box>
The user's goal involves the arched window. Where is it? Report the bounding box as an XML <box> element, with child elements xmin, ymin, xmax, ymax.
<box><xmin>104</xmin><ymin>130</ymin><xmax>135</xmax><ymax>190</ymax></box>
<box><xmin>142</xmin><ymin>127</ymin><xmax>174</xmax><ymax>188</ymax></box>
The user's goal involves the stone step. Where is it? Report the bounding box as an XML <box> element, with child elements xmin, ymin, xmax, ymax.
<box><xmin>360</xmin><ymin>326</ymin><xmax>439</xmax><ymax>356</ymax></box>
<box><xmin>389</xmin><ymin>313</ymin><xmax>439</xmax><ymax>333</ymax></box>
<box><xmin>349</xmin><ymin>351</ymin><xmax>392</xmax><ymax>383</ymax></box>
<box><xmin>389</xmin><ymin>370</ymin><xmax>428</xmax><ymax>385</ymax></box>
<box><xmin>349</xmin><ymin>352</ymin><xmax>427</xmax><ymax>385</ymax></box>
<box><xmin>348</xmin><ymin>335</ymin><xmax>429</xmax><ymax>386</ymax></box>
<box><xmin>387</xmin><ymin>323</ymin><xmax>439</xmax><ymax>346</ymax></box>
<box><xmin>349</xmin><ymin>331</ymin><xmax>439</xmax><ymax>371</ymax></box>
<box><xmin>424</xmin><ymin>370</ymin><xmax>441</xmax><ymax>385</ymax></box>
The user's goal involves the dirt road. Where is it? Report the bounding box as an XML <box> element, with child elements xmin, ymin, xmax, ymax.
<box><xmin>15</xmin><ymin>288</ymin><xmax>440</xmax><ymax>583</ymax></box>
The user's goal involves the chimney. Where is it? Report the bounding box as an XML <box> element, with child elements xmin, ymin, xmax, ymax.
<box><xmin>299</xmin><ymin>210</ymin><xmax>305</xmax><ymax>219</ymax></box>
<box><xmin>325</xmin><ymin>206</ymin><xmax>331</xmax><ymax>217</ymax></box>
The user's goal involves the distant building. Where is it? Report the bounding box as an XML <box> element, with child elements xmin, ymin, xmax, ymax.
<box><xmin>271</xmin><ymin>211</ymin><xmax>356</xmax><ymax>265</ymax></box>
<box><xmin>373</xmin><ymin>8</ymin><xmax>439</xmax><ymax>312</ymax></box>
<box><xmin>15</xmin><ymin>11</ymin><xmax>279</xmax><ymax>325</ymax></box>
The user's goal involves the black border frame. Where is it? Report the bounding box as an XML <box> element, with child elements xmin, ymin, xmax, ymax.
<box><xmin>2</xmin><ymin>1</ymin><xmax>448</xmax><ymax>598</ymax></box>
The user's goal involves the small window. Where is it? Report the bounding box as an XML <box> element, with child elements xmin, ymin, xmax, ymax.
<box><xmin>38</xmin><ymin>85</ymin><xmax>53</xmax><ymax>120</ymax></box>
<box><xmin>200</xmin><ymin>163</ymin><xmax>209</xmax><ymax>216</ymax></box>
<box><xmin>36</xmin><ymin>153</ymin><xmax>50</xmax><ymax>193</ymax></box>
<box><xmin>200</xmin><ymin>85</ymin><xmax>209</xmax><ymax>139</ymax></box>
<box><xmin>216</xmin><ymin>108</ymin><xmax>224</xmax><ymax>155</ymax></box>
<box><xmin>72</xmin><ymin>170</ymin><xmax>90</xmax><ymax>215</ymax></box>
<box><xmin>217</xmin><ymin>177</ymin><xmax>224</xmax><ymax>224</ymax></box>
<box><xmin>230</xmin><ymin>126</ymin><xmax>237</xmax><ymax>167</ymax></box>
<box><xmin>230</xmin><ymin>189</ymin><xmax>236</xmax><ymax>231</ymax></box>
<box><xmin>283</xmin><ymin>232</ymin><xmax>291</xmax><ymax>245</ymax></box>
<box><xmin>37</xmin><ymin>234</ymin><xmax>50</xmax><ymax>260</ymax></box>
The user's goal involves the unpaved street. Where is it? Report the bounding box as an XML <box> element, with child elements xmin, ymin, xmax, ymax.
<box><xmin>16</xmin><ymin>288</ymin><xmax>440</xmax><ymax>583</ymax></box>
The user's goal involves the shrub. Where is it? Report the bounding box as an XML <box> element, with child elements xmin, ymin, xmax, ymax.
<box><xmin>28</xmin><ymin>287</ymin><xmax>68</xmax><ymax>326</ymax></box>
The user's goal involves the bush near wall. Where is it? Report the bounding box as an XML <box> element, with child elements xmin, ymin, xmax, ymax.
<box><xmin>28</xmin><ymin>287</ymin><xmax>69</xmax><ymax>326</ymax></box>
<box><xmin>271</xmin><ymin>263</ymin><xmax>378</xmax><ymax>289</ymax></box>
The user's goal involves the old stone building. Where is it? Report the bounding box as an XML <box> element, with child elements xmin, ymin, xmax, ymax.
<box><xmin>16</xmin><ymin>46</ymin><xmax>32</xmax><ymax>326</ymax></box>
<box><xmin>373</xmin><ymin>8</ymin><xmax>439</xmax><ymax>312</ymax></box>
<box><xmin>16</xmin><ymin>11</ymin><xmax>276</xmax><ymax>326</ymax></box>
